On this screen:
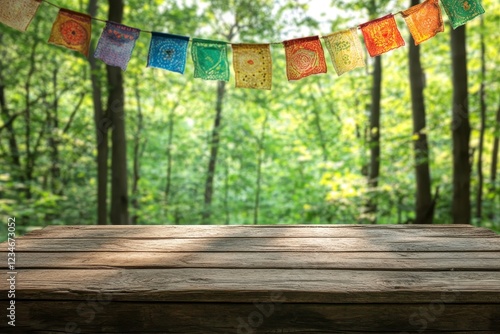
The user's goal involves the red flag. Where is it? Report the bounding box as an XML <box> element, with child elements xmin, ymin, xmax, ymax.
<box><xmin>48</xmin><ymin>9</ymin><xmax>92</xmax><ymax>57</ymax></box>
<box><xmin>360</xmin><ymin>14</ymin><xmax>405</xmax><ymax>57</ymax></box>
<box><xmin>283</xmin><ymin>36</ymin><xmax>327</xmax><ymax>81</ymax></box>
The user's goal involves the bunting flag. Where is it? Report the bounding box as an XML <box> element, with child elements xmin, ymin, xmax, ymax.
<box><xmin>323</xmin><ymin>28</ymin><xmax>365</xmax><ymax>76</ymax></box>
<box><xmin>360</xmin><ymin>14</ymin><xmax>405</xmax><ymax>57</ymax></box>
<box><xmin>94</xmin><ymin>22</ymin><xmax>140</xmax><ymax>71</ymax></box>
<box><xmin>0</xmin><ymin>0</ymin><xmax>41</xmax><ymax>32</ymax></box>
<box><xmin>232</xmin><ymin>44</ymin><xmax>272</xmax><ymax>90</ymax></box>
<box><xmin>402</xmin><ymin>0</ymin><xmax>444</xmax><ymax>45</ymax></box>
<box><xmin>147</xmin><ymin>32</ymin><xmax>189</xmax><ymax>74</ymax></box>
<box><xmin>283</xmin><ymin>36</ymin><xmax>327</xmax><ymax>81</ymax></box>
<box><xmin>191</xmin><ymin>39</ymin><xmax>230</xmax><ymax>81</ymax></box>
<box><xmin>0</xmin><ymin>0</ymin><xmax>488</xmax><ymax>88</ymax></box>
<box><xmin>48</xmin><ymin>9</ymin><xmax>92</xmax><ymax>57</ymax></box>
<box><xmin>440</xmin><ymin>0</ymin><xmax>485</xmax><ymax>29</ymax></box>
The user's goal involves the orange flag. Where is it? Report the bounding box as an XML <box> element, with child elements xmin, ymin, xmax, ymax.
<box><xmin>402</xmin><ymin>0</ymin><xmax>444</xmax><ymax>45</ymax></box>
<box><xmin>360</xmin><ymin>14</ymin><xmax>405</xmax><ymax>57</ymax></box>
<box><xmin>283</xmin><ymin>36</ymin><xmax>327</xmax><ymax>81</ymax></box>
<box><xmin>48</xmin><ymin>9</ymin><xmax>92</xmax><ymax>57</ymax></box>
<box><xmin>0</xmin><ymin>0</ymin><xmax>41</xmax><ymax>32</ymax></box>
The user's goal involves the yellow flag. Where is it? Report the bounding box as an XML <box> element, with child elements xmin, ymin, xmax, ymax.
<box><xmin>402</xmin><ymin>0</ymin><xmax>444</xmax><ymax>45</ymax></box>
<box><xmin>48</xmin><ymin>9</ymin><xmax>92</xmax><ymax>57</ymax></box>
<box><xmin>0</xmin><ymin>0</ymin><xmax>41</xmax><ymax>32</ymax></box>
<box><xmin>323</xmin><ymin>28</ymin><xmax>365</xmax><ymax>76</ymax></box>
<box><xmin>232</xmin><ymin>44</ymin><xmax>272</xmax><ymax>90</ymax></box>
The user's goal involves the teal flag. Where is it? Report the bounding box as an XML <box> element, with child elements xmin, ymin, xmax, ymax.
<box><xmin>441</xmin><ymin>0</ymin><xmax>485</xmax><ymax>29</ymax></box>
<box><xmin>148</xmin><ymin>32</ymin><xmax>189</xmax><ymax>74</ymax></box>
<box><xmin>191</xmin><ymin>38</ymin><xmax>230</xmax><ymax>81</ymax></box>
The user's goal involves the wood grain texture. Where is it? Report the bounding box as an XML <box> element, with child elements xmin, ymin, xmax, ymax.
<box><xmin>19</xmin><ymin>224</ymin><xmax>496</xmax><ymax>239</ymax></box>
<box><xmin>2</xmin><ymin>251</ymin><xmax>499</xmax><ymax>270</ymax></box>
<box><xmin>1</xmin><ymin>302</ymin><xmax>499</xmax><ymax>333</ymax></box>
<box><xmin>0</xmin><ymin>225</ymin><xmax>498</xmax><ymax>333</ymax></box>
<box><xmin>11</xmin><ymin>268</ymin><xmax>500</xmax><ymax>303</ymax></box>
<box><xmin>11</xmin><ymin>236</ymin><xmax>500</xmax><ymax>252</ymax></box>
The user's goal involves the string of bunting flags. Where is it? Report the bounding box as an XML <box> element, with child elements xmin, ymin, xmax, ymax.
<box><xmin>0</xmin><ymin>0</ymin><xmax>486</xmax><ymax>90</ymax></box>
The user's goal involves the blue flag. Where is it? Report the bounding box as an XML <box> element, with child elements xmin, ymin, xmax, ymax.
<box><xmin>148</xmin><ymin>32</ymin><xmax>189</xmax><ymax>74</ymax></box>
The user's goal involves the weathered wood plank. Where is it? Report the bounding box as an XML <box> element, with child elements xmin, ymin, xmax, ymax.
<box><xmin>2</xmin><ymin>225</ymin><xmax>498</xmax><ymax>333</ymax></box>
<box><xmin>8</xmin><ymin>268</ymin><xmax>500</xmax><ymax>303</ymax></box>
<box><xmin>2</xmin><ymin>251</ymin><xmax>500</xmax><ymax>271</ymax></box>
<box><xmin>2</xmin><ymin>302</ymin><xmax>499</xmax><ymax>333</ymax></box>
<box><xmin>10</xmin><ymin>236</ymin><xmax>500</xmax><ymax>252</ymax></box>
<box><xmin>20</xmin><ymin>224</ymin><xmax>496</xmax><ymax>239</ymax></box>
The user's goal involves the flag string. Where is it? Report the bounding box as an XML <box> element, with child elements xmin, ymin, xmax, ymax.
<box><xmin>39</xmin><ymin>0</ymin><xmax>410</xmax><ymax>46</ymax></box>
<box><xmin>0</xmin><ymin>0</ymin><xmax>485</xmax><ymax>87</ymax></box>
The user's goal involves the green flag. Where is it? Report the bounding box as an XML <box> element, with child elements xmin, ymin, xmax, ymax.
<box><xmin>441</xmin><ymin>0</ymin><xmax>485</xmax><ymax>29</ymax></box>
<box><xmin>191</xmin><ymin>38</ymin><xmax>230</xmax><ymax>81</ymax></box>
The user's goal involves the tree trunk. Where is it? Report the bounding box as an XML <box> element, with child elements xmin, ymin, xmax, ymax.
<box><xmin>202</xmin><ymin>81</ymin><xmax>226</xmax><ymax>224</ymax></box>
<box><xmin>490</xmin><ymin>101</ymin><xmax>500</xmax><ymax>220</ymax></box>
<box><xmin>0</xmin><ymin>85</ymin><xmax>22</xmax><ymax>178</ymax></box>
<box><xmin>476</xmin><ymin>16</ymin><xmax>486</xmax><ymax>222</ymax></box>
<box><xmin>164</xmin><ymin>89</ymin><xmax>186</xmax><ymax>219</ymax></box>
<box><xmin>224</xmin><ymin>158</ymin><xmax>230</xmax><ymax>225</ymax></box>
<box><xmin>301</xmin><ymin>90</ymin><xmax>332</xmax><ymax>163</ymax></box>
<box><xmin>88</xmin><ymin>0</ymin><xmax>109</xmax><ymax>225</ymax></box>
<box><xmin>24</xmin><ymin>41</ymin><xmax>38</xmax><ymax>200</ymax></box>
<box><xmin>312</xmin><ymin>105</ymin><xmax>329</xmax><ymax>162</ymax></box>
<box><xmin>107</xmin><ymin>0</ymin><xmax>129</xmax><ymax>225</ymax></box>
<box><xmin>408</xmin><ymin>0</ymin><xmax>433</xmax><ymax>224</ymax></box>
<box><xmin>491</xmin><ymin>101</ymin><xmax>500</xmax><ymax>184</ymax></box>
<box><xmin>366</xmin><ymin>55</ymin><xmax>382</xmax><ymax>224</ymax></box>
<box><xmin>450</xmin><ymin>25</ymin><xmax>471</xmax><ymax>224</ymax></box>
<box><xmin>164</xmin><ymin>108</ymin><xmax>174</xmax><ymax>215</ymax></box>
<box><xmin>131</xmin><ymin>81</ymin><xmax>144</xmax><ymax>225</ymax></box>
<box><xmin>49</xmin><ymin>68</ymin><xmax>61</xmax><ymax>196</ymax></box>
<box><xmin>253</xmin><ymin>113</ymin><xmax>268</xmax><ymax>225</ymax></box>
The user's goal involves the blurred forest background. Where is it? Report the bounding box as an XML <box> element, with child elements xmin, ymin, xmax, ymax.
<box><xmin>0</xmin><ymin>0</ymin><xmax>499</xmax><ymax>239</ymax></box>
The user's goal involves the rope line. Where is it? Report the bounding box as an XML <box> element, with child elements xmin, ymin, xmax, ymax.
<box><xmin>40</xmin><ymin>0</ymin><xmax>406</xmax><ymax>45</ymax></box>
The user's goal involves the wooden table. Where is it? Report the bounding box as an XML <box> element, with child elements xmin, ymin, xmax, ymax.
<box><xmin>1</xmin><ymin>224</ymin><xmax>500</xmax><ymax>333</ymax></box>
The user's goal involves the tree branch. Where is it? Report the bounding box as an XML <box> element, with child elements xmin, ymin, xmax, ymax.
<box><xmin>62</xmin><ymin>93</ymin><xmax>86</xmax><ymax>134</ymax></box>
<box><xmin>0</xmin><ymin>112</ymin><xmax>22</xmax><ymax>133</ymax></box>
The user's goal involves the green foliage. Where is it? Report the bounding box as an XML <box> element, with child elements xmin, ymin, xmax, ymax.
<box><xmin>0</xmin><ymin>0</ymin><xmax>499</xmax><ymax>238</ymax></box>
